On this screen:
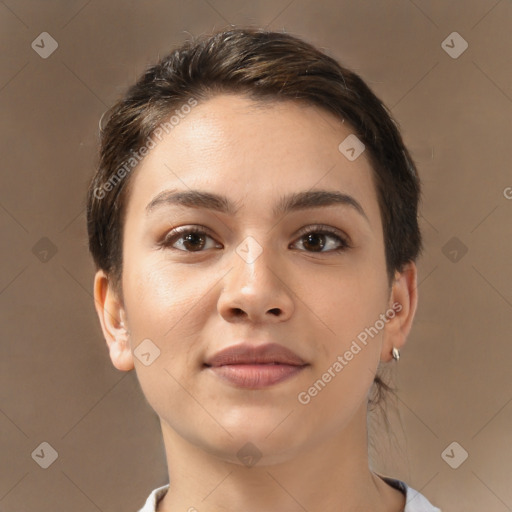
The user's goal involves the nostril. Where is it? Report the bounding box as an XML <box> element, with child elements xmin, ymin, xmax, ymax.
<box><xmin>269</xmin><ymin>308</ymin><xmax>281</xmax><ymax>316</ymax></box>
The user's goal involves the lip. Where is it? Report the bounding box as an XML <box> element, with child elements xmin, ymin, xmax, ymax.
<box><xmin>204</xmin><ymin>343</ymin><xmax>309</xmax><ymax>389</ymax></box>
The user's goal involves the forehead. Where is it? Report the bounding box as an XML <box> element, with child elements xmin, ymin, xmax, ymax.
<box><xmin>124</xmin><ymin>94</ymin><xmax>380</xmax><ymax>224</ymax></box>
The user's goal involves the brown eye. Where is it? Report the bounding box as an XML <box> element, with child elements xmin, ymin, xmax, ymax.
<box><xmin>302</xmin><ymin>232</ymin><xmax>326</xmax><ymax>252</ymax></box>
<box><xmin>291</xmin><ymin>226</ymin><xmax>350</xmax><ymax>253</ymax></box>
<box><xmin>180</xmin><ymin>232</ymin><xmax>207</xmax><ymax>251</ymax></box>
<box><xmin>160</xmin><ymin>226</ymin><xmax>221</xmax><ymax>252</ymax></box>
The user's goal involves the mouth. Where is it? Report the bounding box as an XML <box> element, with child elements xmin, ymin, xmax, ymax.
<box><xmin>203</xmin><ymin>342</ymin><xmax>309</xmax><ymax>389</ymax></box>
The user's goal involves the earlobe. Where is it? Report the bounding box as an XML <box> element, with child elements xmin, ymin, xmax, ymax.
<box><xmin>381</xmin><ymin>262</ymin><xmax>418</xmax><ymax>363</ymax></box>
<box><xmin>93</xmin><ymin>270</ymin><xmax>134</xmax><ymax>371</ymax></box>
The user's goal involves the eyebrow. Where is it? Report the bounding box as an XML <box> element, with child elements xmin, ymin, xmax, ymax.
<box><xmin>145</xmin><ymin>188</ymin><xmax>369</xmax><ymax>223</ymax></box>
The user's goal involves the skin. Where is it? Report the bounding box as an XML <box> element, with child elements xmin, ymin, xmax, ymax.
<box><xmin>94</xmin><ymin>94</ymin><xmax>418</xmax><ymax>512</ymax></box>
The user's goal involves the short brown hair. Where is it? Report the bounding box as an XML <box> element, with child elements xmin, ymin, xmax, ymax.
<box><xmin>86</xmin><ymin>26</ymin><xmax>423</xmax><ymax>405</ymax></box>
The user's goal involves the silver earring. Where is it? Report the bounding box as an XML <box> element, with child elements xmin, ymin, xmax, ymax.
<box><xmin>392</xmin><ymin>347</ymin><xmax>400</xmax><ymax>361</ymax></box>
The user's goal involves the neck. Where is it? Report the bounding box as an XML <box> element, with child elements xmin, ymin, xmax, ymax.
<box><xmin>156</xmin><ymin>402</ymin><xmax>405</xmax><ymax>512</ymax></box>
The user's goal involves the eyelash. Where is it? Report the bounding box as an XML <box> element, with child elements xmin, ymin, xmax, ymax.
<box><xmin>158</xmin><ymin>225</ymin><xmax>351</xmax><ymax>253</ymax></box>
<box><xmin>291</xmin><ymin>225</ymin><xmax>351</xmax><ymax>252</ymax></box>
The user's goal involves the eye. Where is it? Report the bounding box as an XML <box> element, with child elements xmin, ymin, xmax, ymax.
<box><xmin>159</xmin><ymin>225</ymin><xmax>350</xmax><ymax>253</ymax></box>
<box><xmin>159</xmin><ymin>226</ymin><xmax>222</xmax><ymax>252</ymax></box>
<box><xmin>290</xmin><ymin>225</ymin><xmax>351</xmax><ymax>253</ymax></box>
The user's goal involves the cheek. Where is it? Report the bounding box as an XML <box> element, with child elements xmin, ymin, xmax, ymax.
<box><xmin>122</xmin><ymin>257</ymin><xmax>208</xmax><ymax>424</ymax></box>
<box><xmin>122</xmin><ymin>255</ymin><xmax>208</xmax><ymax>366</ymax></box>
<box><xmin>302</xmin><ymin>266</ymin><xmax>389</xmax><ymax>410</ymax></box>
<box><xmin>309</xmin><ymin>264</ymin><xmax>389</xmax><ymax>339</ymax></box>
<box><xmin>125</xmin><ymin>251</ymin><xmax>201</xmax><ymax>318</ymax></box>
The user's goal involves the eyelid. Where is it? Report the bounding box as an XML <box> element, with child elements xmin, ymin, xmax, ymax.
<box><xmin>163</xmin><ymin>224</ymin><xmax>215</xmax><ymax>239</ymax></box>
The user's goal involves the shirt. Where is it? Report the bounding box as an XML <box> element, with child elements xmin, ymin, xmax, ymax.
<box><xmin>137</xmin><ymin>474</ymin><xmax>441</xmax><ymax>511</ymax></box>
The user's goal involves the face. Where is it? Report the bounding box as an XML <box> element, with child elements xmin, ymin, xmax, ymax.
<box><xmin>109</xmin><ymin>94</ymin><xmax>401</xmax><ymax>464</ymax></box>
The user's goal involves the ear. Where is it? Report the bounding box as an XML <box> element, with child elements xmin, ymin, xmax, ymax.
<box><xmin>93</xmin><ymin>270</ymin><xmax>134</xmax><ymax>371</ymax></box>
<box><xmin>381</xmin><ymin>262</ymin><xmax>418</xmax><ymax>363</ymax></box>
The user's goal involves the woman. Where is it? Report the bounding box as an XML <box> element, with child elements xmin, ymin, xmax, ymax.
<box><xmin>87</xmin><ymin>27</ymin><xmax>441</xmax><ymax>512</ymax></box>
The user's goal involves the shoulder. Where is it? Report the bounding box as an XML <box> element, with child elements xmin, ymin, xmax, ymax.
<box><xmin>379</xmin><ymin>475</ymin><xmax>442</xmax><ymax>512</ymax></box>
<box><xmin>137</xmin><ymin>484</ymin><xmax>170</xmax><ymax>512</ymax></box>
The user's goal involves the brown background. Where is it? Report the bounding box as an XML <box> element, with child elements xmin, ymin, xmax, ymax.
<box><xmin>1</xmin><ymin>1</ymin><xmax>511</xmax><ymax>511</ymax></box>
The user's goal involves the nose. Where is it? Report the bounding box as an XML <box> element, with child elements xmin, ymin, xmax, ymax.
<box><xmin>217</xmin><ymin>239</ymin><xmax>295</xmax><ymax>324</ymax></box>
